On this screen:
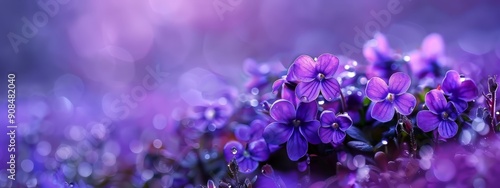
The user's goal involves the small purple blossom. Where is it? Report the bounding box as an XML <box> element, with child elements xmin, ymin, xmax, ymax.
<box><xmin>409</xmin><ymin>33</ymin><xmax>445</xmax><ymax>78</ymax></box>
<box><xmin>234</xmin><ymin>119</ymin><xmax>266</xmax><ymax>142</ymax></box>
<box><xmin>319</xmin><ymin>111</ymin><xmax>353</xmax><ymax>144</ymax></box>
<box><xmin>224</xmin><ymin>139</ymin><xmax>270</xmax><ymax>173</ymax></box>
<box><xmin>272</xmin><ymin>75</ymin><xmax>300</xmax><ymax>107</ymax></box>
<box><xmin>365</xmin><ymin>72</ymin><xmax>417</xmax><ymax>122</ymax></box>
<box><xmin>417</xmin><ymin>89</ymin><xmax>459</xmax><ymax>138</ymax></box>
<box><xmin>263</xmin><ymin>99</ymin><xmax>321</xmax><ymax>161</ymax></box>
<box><xmin>192</xmin><ymin>103</ymin><xmax>232</xmax><ymax>131</ymax></box>
<box><xmin>441</xmin><ymin>70</ymin><xmax>479</xmax><ymax>113</ymax></box>
<box><xmin>290</xmin><ymin>53</ymin><xmax>341</xmax><ymax>102</ymax></box>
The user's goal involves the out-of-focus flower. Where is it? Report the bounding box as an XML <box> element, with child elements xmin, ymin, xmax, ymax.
<box><xmin>290</xmin><ymin>53</ymin><xmax>341</xmax><ymax>102</ymax></box>
<box><xmin>234</xmin><ymin>119</ymin><xmax>266</xmax><ymax>142</ymax></box>
<box><xmin>409</xmin><ymin>33</ymin><xmax>446</xmax><ymax>79</ymax></box>
<box><xmin>417</xmin><ymin>90</ymin><xmax>459</xmax><ymax>138</ymax></box>
<box><xmin>191</xmin><ymin>103</ymin><xmax>232</xmax><ymax>131</ymax></box>
<box><xmin>363</xmin><ymin>33</ymin><xmax>399</xmax><ymax>80</ymax></box>
<box><xmin>223</xmin><ymin>140</ymin><xmax>270</xmax><ymax>173</ymax></box>
<box><xmin>243</xmin><ymin>58</ymin><xmax>286</xmax><ymax>92</ymax></box>
<box><xmin>319</xmin><ymin>110</ymin><xmax>353</xmax><ymax>144</ymax></box>
<box><xmin>441</xmin><ymin>70</ymin><xmax>479</xmax><ymax>113</ymax></box>
<box><xmin>263</xmin><ymin>99</ymin><xmax>321</xmax><ymax>161</ymax></box>
<box><xmin>365</xmin><ymin>72</ymin><xmax>416</xmax><ymax>122</ymax></box>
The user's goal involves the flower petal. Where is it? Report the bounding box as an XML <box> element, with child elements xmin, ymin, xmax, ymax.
<box><xmin>282</xmin><ymin>83</ymin><xmax>299</xmax><ymax>107</ymax></box>
<box><xmin>366</xmin><ymin>77</ymin><xmax>389</xmax><ymax>102</ymax></box>
<box><xmin>270</xmin><ymin>99</ymin><xmax>296</xmax><ymax>123</ymax></box>
<box><xmin>223</xmin><ymin>141</ymin><xmax>244</xmax><ymax>162</ymax></box>
<box><xmin>438</xmin><ymin>120</ymin><xmax>458</xmax><ymax>138</ymax></box>
<box><xmin>238</xmin><ymin>158</ymin><xmax>259</xmax><ymax>173</ymax></box>
<box><xmin>248</xmin><ymin>139</ymin><xmax>270</xmax><ymax>162</ymax></box>
<box><xmin>337</xmin><ymin>115</ymin><xmax>353</xmax><ymax>131</ymax></box>
<box><xmin>287</xmin><ymin>129</ymin><xmax>308</xmax><ymax>161</ymax></box>
<box><xmin>249</xmin><ymin>120</ymin><xmax>265</xmax><ymax>141</ymax></box>
<box><xmin>319</xmin><ymin>126</ymin><xmax>334</xmax><ymax>143</ymax></box>
<box><xmin>296</xmin><ymin>80</ymin><xmax>321</xmax><ymax>102</ymax></box>
<box><xmin>320</xmin><ymin>78</ymin><xmax>341</xmax><ymax>101</ymax></box>
<box><xmin>388</xmin><ymin>72</ymin><xmax>411</xmax><ymax>94</ymax></box>
<box><xmin>320</xmin><ymin>110</ymin><xmax>337</xmax><ymax>126</ymax></box>
<box><xmin>316</xmin><ymin>53</ymin><xmax>339</xmax><ymax>78</ymax></box>
<box><xmin>332</xmin><ymin>129</ymin><xmax>347</xmax><ymax>144</ymax></box>
<box><xmin>299</xmin><ymin>120</ymin><xmax>321</xmax><ymax>144</ymax></box>
<box><xmin>457</xmin><ymin>80</ymin><xmax>478</xmax><ymax>101</ymax></box>
<box><xmin>416</xmin><ymin>110</ymin><xmax>440</xmax><ymax>132</ymax></box>
<box><xmin>371</xmin><ymin>101</ymin><xmax>395</xmax><ymax>122</ymax></box>
<box><xmin>450</xmin><ymin>99</ymin><xmax>468</xmax><ymax>114</ymax></box>
<box><xmin>394</xmin><ymin>93</ymin><xmax>416</xmax><ymax>115</ymax></box>
<box><xmin>291</xmin><ymin>55</ymin><xmax>316</xmax><ymax>82</ymax></box>
<box><xmin>272</xmin><ymin>78</ymin><xmax>285</xmax><ymax>94</ymax></box>
<box><xmin>263</xmin><ymin>122</ymin><xmax>293</xmax><ymax>145</ymax></box>
<box><xmin>421</xmin><ymin>33</ymin><xmax>444</xmax><ymax>60</ymax></box>
<box><xmin>425</xmin><ymin>90</ymin><xmax>447</xmax><ymax>113</ymax></box>
<box><xmin>297</xmin><ymin>101</ymin><xmax>318</xmax><ymax>122</ymax></box>
<box><xmin>234</xmin><ymin>124</ymin><xmax>251</xmax><ymax>142</ymax></box>
<box><xmin>441</xmin><ymin>70</ymin><xmax>460</xmax><ymax>95</ymax></box>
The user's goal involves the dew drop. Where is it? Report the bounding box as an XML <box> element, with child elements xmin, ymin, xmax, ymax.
<box><xmin>231</xmin><ymin>147</ymin><xmax>238</xmax><ymax>155</ymax></box>
<box><xmin>408</xmin><ymin>106</ymin><xmax>415</xmax><ymax>113</ymax></box>
<box><xmin>398</xmin><ymin>119</ymin><xmax>404</xmax><ymax>125</ymax></box>
<box><xmin>300</xmin><ymin>96</ymin><xmax>308</xmax><ymax>102</ymax></box>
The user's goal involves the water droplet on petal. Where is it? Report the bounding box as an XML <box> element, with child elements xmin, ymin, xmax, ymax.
<box><xmin>231</xmin><ymin>147</ymin><xmax>238</xmax><ymax>155</ymax></box>
<box><xmin>300</xmin><ymin>96</ymin><xmax>308</xmax><ymax>102</ymax></box>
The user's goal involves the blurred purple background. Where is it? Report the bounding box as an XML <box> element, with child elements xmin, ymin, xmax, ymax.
<box><xmin>0</xmin><ymin>0</ymin><xmax>500</xmax><ymax>187</ymax></box>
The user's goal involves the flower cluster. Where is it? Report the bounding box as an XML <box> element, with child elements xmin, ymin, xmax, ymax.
<box><xmin>14</xmin><ymin>33</ymin><xmax>499</xmax><ymax>188</ymax></box>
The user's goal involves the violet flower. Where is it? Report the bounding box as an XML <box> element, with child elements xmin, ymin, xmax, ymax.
<box><xmin>272</xmin><ymin>75</ymin><xmax>300</xmax><ymax>107</ymax></box>
<box><xmin>363</xmin><ymin>33</ymin><xmax>398</xmax><ymax>80</ymax></box>
<box><xmin>192</xmin><ymin>103</ymin><xmax>232</xmax><ymax>131</ymax></box>
<box><xmin>319</xmin><ymin>110</ymin><xmax>353</xmax><ymax>144</ymax></box>
<box><xmin>365</xmin><ymin>72</ymin><xmax>416</xmax><ymax>122</ymax></box>
<box><xmin>234</xmin><ymin>119</ymin><xmax>266</xmax><ymax>142</ymax></box>
<box><xmin>441</xmin><ymin>70</ymin><xmax>479</xmax><ymax>113</ymax></box>
<box><xmin>223</xmin><ymin>139</ymin><xmax>270</xmax><ymax>173</ymax></box>
<box><xmin>409</xmin><ymin>33</ymin><xmax>445</xmax><ymax>78</ymax></box>
<box><xmin>416</xmin><ymin>89</ymin><xmax>459</xmax><ymax>138</ymax></box>
<box><xmin>290</xmin><ymin>53</ymin><xmax>341</xmax><ymax>102</ymax></box>
<box><xmin>263</xmin><ymin>99</ymin><xmax>321</xmax><ymax>161</ymax></box>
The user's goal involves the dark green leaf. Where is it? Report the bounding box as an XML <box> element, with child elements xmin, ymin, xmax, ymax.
<box><xmin>347</xmin><ymin>141</ymin><xmax>373</xmax><ymax>152</ymax></box>
<box><xmin>460</xmin><ymin>114</ymin><xmax>472</xmax><ymax>123</ymax></box>
<box><xmin>363</xmin><ymin>97</ymin><xmax>371</xmax><ymax>107</ymax></box>
<box><xmin>346</xmin><ymin>126</ymin><xmax>370</xmax><ymax>143</ymax></box>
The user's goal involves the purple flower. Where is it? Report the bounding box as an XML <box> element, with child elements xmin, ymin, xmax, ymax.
<box><xmin>409</xmin><ymin>33</ymin><xmax>445</xmax><ymax>78</ymax></box>
<box><xmin>263</xmin><ymin>99</ymin><xmax>321</xmax><ymax>161</ymax></box>
<box><xmin>441</xmin><ymin>70</ymin><xmax>478</xmax><ymax>113</ymax></box>
<box><xmin>363</xmin><ymin>33</ymin><xmax>398</xmax><ymax>80</ymax></box>
<box><xmin>272</xmin><ymin>75</ymin><xmax>300</xmax><ymax>107</ymax></box>
<box><xmin>234</xmin><ymin>119</ymin><xmax>266</xmax><ymax>142</ymax></box>
<box><xmin>416</xmin><ymin>89</ymin><xmax>459</xmax><ymax>138</ymax></box>
<box><xmin>365</xmin><ymin>72</ymin><xmax>416</xmax><ymax>122</ymax></box>
<box><xmin>224</xmin><ymin>139</ymin><xmax>270</xmax><ymax>173</ymax></box>
<box><xmin>319</xmin><ymin>111</ymin><xmax>353</xmax><ymax>144</ymax></box>
<box><xmin>192</xmin><ymin>103</ymin><xmax>232</xmax><ymax>131</ymax></box>
<box><xmin>290</xmin><ymin>53</ymin><xmax>341</xmax><ymax>102</ymax></box>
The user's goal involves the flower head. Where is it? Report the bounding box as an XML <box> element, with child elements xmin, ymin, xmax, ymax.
<box><xmin>409</xmin><ymin>33</ymin><xmax>445</xmax><ymax>78</ymax></box>
<box><xmin>441</xmin><ymin>70</ymin><xmax>478</xmax><ymax>113</ymax></box>
<box><xmin>224</xmin><ymin>139</ymin><xmax>270</xmax><ymax>173</ymax></box>
<box><xmin>417</xmin><ymin>89</ymin><xmax>459</xmax><ymax>138</ymax></box>
<box><xmin>234</xmin><ymin>119</ymin><xmax>266</xmax><ymax>142</ymax></box>
<box><xmin>192</xmin><ymin>103</ymin><xmax>232</xmax><ymax>131</ymax></box>
<box><xmin>263</xmin><ymin>99</ymin><xmax>321</xmax><ymax>161</ymax></box>
<box><xmin>290</xmin><ymin>53</ymin><xmax>341</xmax><ymax>102</ymax></box>
<box><xmin>365</xmin><ymin>72</ymin><xmax>417</xmax><ymax>122</ymax></box>
<box><xmin>319</xmin><ymin>111</ymin><xmax>353</xmax><ymax>144</ymax></box>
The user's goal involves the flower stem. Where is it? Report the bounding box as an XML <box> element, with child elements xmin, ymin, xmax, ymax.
<box><xmin>339</xmin><ymin>90</ymin><xmax>347</xmax><ymax>114</ymax></box>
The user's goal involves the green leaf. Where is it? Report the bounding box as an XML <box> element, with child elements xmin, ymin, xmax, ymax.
<box><xmin>347</xmin><ymin>141</ymin><xmax>373</xmax><ymax>152</ymax></box>
<box><xmin>363</xmin><ymin>97</ymin><xmax>371</xmax><ymax>107</ymax></box>
<box><xmin>346</xmin><ymin>126</ymin><xmax>370</xmax><ymax>143</ymax></box>
<box><xmin>460</xmin><ymin>114</ymin><xmax>472</xmax><ymax>123</ymax></box>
